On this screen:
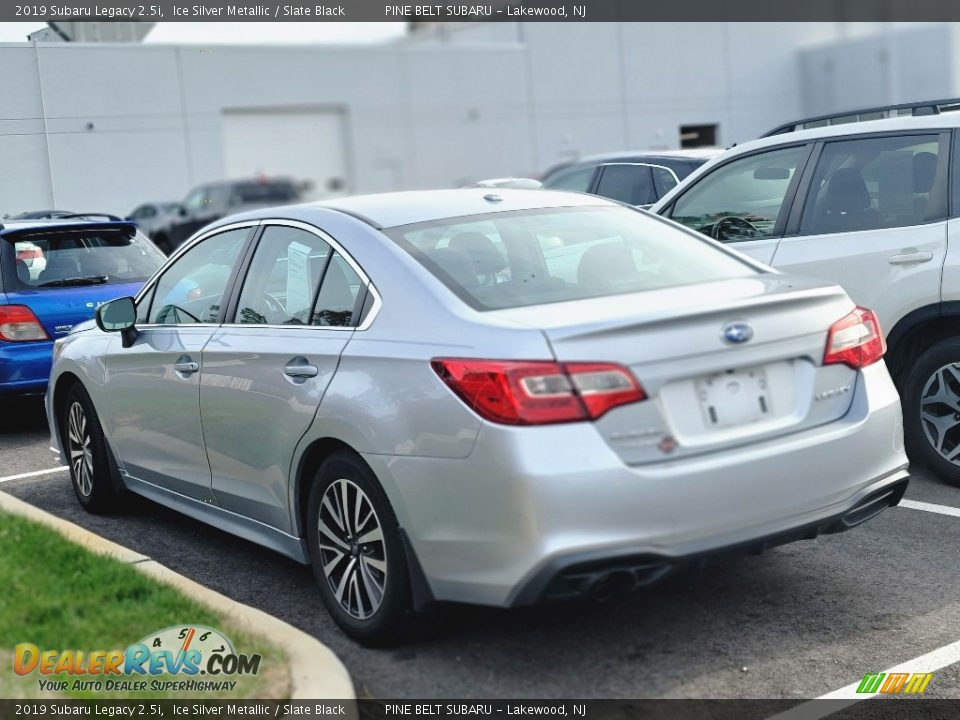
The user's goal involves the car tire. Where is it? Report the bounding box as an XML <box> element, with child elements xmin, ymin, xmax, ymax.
<box><xmin>903</xmin><ymin>338</ymin><xmax>960</xmax><ymax>486</ymax></box>
<box><xmin>306</xmin><ymin>450</ymin><xmax>413</xmax><ymax>645</ymax></box>
<box><xmin>62</xmin><ymin>384</ymin><xmax>123</xmax><ymax>513</ymax></box>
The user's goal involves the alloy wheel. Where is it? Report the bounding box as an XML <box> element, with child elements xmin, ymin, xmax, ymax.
<box><xmin>67</xmin><ymin>401</ymin><xmax>94</xmax><ymax>497</ymax></box>
<box><xmin>317</xmin><ymin>478</ymin><xmax>388</xmax><ymax>619</ymax></box>
<box><xmin>920</xmin><ymin>363</ymin><xmax>960</xmax><ymax>466</ymax></box>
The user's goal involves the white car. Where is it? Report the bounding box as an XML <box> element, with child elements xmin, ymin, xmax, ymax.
<box><xmin>652</xmin><ymin>103</ymin><xmax>960</xmax><ymax>484</ymax></box>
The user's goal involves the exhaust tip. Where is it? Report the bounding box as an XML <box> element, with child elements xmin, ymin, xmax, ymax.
<box><xmin>586</xmin><ymin>570</ymin><xmax>637</xmax><ymax>602</ymax></box>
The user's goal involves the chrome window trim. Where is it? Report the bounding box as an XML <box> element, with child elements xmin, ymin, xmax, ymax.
<box><xmin>133</xmin><ymin>217</ymin><xmax>381</xmax><ymax>332</ymax></box>
<box><xmin>134</xmin><ymin>220</ymin><xmax>262</xmax><ymax>305</ymax></box>
<box><xmin>598</xmin><ymin>162</ymin><xmax>682</xmax><ymax>186</ymax></box>
<box><xmin>219</xmin><ymin>218</ymin><xmax>381</xmax><ymax>331</ymax></box>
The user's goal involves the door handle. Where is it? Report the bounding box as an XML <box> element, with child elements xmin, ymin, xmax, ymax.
<box><xmin>284</xmin><ymin>363</ymin><xmax>319</xmax><ymax>379</ymax></box>
<box><xmin>173</xmin><ymin>356</ymin><xmax>200</xmax><ymax>375</ymax></box>
<box><xmin>889</xmin><ymin>251</ymin><xmax>934</xmax><ymax>265</ymax></box>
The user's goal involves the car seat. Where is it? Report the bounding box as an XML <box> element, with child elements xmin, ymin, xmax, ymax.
<box><xmin>448</xmin><ymin>232</ymin><xmax>507</xmax><ymax>285</ymax></box>
<box><xmin>813</xmin><ymin>168</ymin><xmax>880</xmax><ymax>233</ymax></box>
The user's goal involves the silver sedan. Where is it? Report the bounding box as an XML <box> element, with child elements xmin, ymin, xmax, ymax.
<box><xmin>46</xmin><ymin>189</ymin><xmax>909</xmax><ymax>644</ymax></box>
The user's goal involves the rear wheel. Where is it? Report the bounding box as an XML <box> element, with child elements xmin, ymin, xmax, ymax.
<box><xmin>903</xmin><ymin>339</ymin><xmax>960</xmax><ymax>486</ymax></box>
<box><xmin>306</xmin><ymin>450</ymin><xmax>412</xmax><ymax>645</ymax></box>
<box><xmin>62</xmin><ymin>384</ymin><xmax>123</xmax><ymax>513</ymax></box>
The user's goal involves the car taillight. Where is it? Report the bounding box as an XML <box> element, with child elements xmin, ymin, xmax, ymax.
<box><xmin>823</xmin><ymin>306</ymin><xmax>885</xmax><ymax>369</ymax></box>
<box><xmin>0</xmin><ymin>305</ymin><xmax>49</xmax><ymax>342</ymax></box>
<box><xmin>431</xmin><ymin>358</ymin><xmax>646</xmax><ymax>425</ymax></box>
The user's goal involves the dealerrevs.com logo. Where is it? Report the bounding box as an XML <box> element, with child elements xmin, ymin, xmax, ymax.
<box><xmin>13</xmin><ymin>626</ymin><xmax>261</xmax><ymax>693</ymax></box>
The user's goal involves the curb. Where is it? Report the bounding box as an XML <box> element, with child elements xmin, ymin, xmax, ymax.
<box><xmin>0</xmin><ymin>488</ymin><xmax>355</xmax><ymax>700</ymax></box>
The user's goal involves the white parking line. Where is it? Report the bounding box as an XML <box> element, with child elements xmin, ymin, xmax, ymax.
<box><xmin>0</xmin><ymin>466</ymin><xmax>67</xmax><ymax>484</ymax></box>
<box><xmin>900</xmin><ymin>498</ymin><xmax>960</xmax><ymax>519</ymax></box>
<box><xmin>768</xmin><ymin>639</ymin><xmax>960</xmax><ymax>719</ymax></box>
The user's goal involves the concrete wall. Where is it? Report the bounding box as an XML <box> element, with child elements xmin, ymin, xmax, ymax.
<box><xmin>0</xmin><ymin>22</ymin><xmax>953</xmax><ymax>217</ymax></box>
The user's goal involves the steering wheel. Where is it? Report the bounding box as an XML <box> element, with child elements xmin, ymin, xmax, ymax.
<box><xmin>711</xmin><ymin>216</ymin><xmax>762</xmax><ymax>242</ymax></box>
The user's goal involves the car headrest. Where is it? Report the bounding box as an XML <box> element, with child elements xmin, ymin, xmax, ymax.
<box><xmin>447</xmin><ymin>232</ymin><xmax>507</xmax><ymax>276</ymax></box>
<box><xmin>821</xmin><ymin>168</ymin><xmax>872</xmax><ymax>214</ymax></box>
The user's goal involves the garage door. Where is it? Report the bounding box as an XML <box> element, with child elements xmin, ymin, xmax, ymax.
<box><xmin>220</xmin><ymin>107</ymin><xmax>350</xmax><ymax>201</ymax></box>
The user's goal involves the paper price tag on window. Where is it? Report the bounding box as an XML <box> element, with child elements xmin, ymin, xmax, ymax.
<box><xmin>286</xmin><ymin>241</ymin><xmax>314</xmax><ymax>321</ymax></box>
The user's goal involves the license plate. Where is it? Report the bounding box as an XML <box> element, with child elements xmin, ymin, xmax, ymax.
<box><xmin>696</xmin><ymin>367</ymin><xmax>772</xmax><ymax>429</ymax></box>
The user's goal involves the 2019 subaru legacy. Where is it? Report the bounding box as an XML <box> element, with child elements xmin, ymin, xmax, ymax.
<box><xmin>47</xmin><ymin>189</ymin><xmax>908</xmax><ymax>643</ymax></box>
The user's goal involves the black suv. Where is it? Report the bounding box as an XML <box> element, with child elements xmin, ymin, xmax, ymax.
<box><xmin>150</xmin><ymin>178</ymin><xmax>301</xmax><ymax>255</ymax></box>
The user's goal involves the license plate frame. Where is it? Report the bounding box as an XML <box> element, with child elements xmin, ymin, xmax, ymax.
<box><xmin>695</xmin><ymin>366</ymin><xmax>772</xmax><ymax>429</ymax></box>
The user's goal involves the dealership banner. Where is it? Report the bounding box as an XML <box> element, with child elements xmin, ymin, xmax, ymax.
<box><xmin>10</xmin><ymin>0</ymin><xmax>960</xmax><ymax>22</ymax></box>
<box><xmin>0</xmin><ymin>700</ymin><xmax>957</xmax><ymax>719</ymax></box>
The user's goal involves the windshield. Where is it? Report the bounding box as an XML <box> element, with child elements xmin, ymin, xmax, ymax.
<box><xmin>387</xmin><ymin>206</ymin><xmax>755</xmax><ymax>311</ymax></box>
<box><xmin>7</xmin><ymin>227</ymin><xmax>166</xmax><ymax>290</ymax></box>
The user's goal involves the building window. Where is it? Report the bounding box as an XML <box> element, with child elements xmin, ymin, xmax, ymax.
<box><xmin>680</xmin><ymin>124</ymin><xmax>718</xmax><ymax>148</ymax></box>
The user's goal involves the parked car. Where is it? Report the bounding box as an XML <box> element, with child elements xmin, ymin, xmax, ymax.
<box><xmin>47</xmin><ymin>189</ymin><xmax>907</xmax><ymax>643</ymax></box>
<box><xmin>541</xmin><ymin>148</ymin><xmax>724</xmax><ymax>207</ymax></box>
<box><xmin>0</xmin><ymin>217</ymin><xmax>165</xmax><ymax>397</ymax></box>
<box><xmin>651</xmin><ymin>105</ymin><xmax>960</xmax><ymax>484</ymax></box>
<box><xmin>150</xmin><ymin>178</ymin><xmax>302</xmax><ymax>255</ymax></box>
<box><xmin>126</xmin><ymin>202</ymin><xmax>179</xmax><ymax>238</ymax></box>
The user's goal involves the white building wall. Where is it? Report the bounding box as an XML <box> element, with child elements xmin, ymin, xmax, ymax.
<box><xmin>1</xmin><ymin>23</ymin><xmax>956</xmax><ymax>218</ymax></box>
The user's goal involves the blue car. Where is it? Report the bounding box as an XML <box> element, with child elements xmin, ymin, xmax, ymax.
<box><xmin>0</xmin><ymin>217</ymin><xmax>165</xmax><ymax>397</ymax></box>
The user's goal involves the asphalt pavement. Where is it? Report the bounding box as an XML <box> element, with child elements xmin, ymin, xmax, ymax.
<box><xmin>2</xmin><ymin>396</ymin><xmax>959</xmax><ymax>700</ymax></box>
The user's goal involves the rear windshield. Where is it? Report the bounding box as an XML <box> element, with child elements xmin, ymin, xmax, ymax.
<box><xmin>6</xmin><ymin>227</ymin><xmax>166</xmax><ymax>290</ymax></box>
<box><xmin>231</xmin><ymin>181</ymin><xmax>299</xmax><ymax>205</ymax></box>
<box><xmin>387</xmin><ymin>206</ymin><xmax>755</xmax><ymax>310</ymax></box>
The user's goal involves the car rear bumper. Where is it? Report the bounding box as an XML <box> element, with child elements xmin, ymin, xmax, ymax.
<box><xmin>364</xmin><ymin>361</ymin><xmax>908</xmax><ymax>607</ymax></box>
<box><xmin>0</xmin><ymin>340</ymin><xmax>52</xmax><ymax>395</ymax></box>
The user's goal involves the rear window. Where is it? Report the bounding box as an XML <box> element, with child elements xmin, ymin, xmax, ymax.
<box><xmin>230</xmin><ymin>181</ymin><xmax>299</xmax><ymax>205</ymax></box>
<box><xmin>387</xmin><ymin>206</ymin><xmax>754</xmax><ymax>311</ymax></box>
<box><xmin>6</xmin><ymin>227</ymin><xmax>166</xmax><ymax>290</ymax></box>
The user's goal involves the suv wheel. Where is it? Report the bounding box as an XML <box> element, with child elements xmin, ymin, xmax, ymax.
<box><xmin>62</xmin><ymin>384</ymin><xmax>123</xmax><ymax>512</ymax></box>
<box><xmin>306</xmin><ymin>450</ymin><xmax>412</xmax><ymax>645</ymax></box>
<box><xmin>903</xmin><ymin>339</ymin><xmax>960</xmax><ymax>485</ymax></box>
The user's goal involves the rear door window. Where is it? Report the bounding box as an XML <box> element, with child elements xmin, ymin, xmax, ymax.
<box><xmin>799</xmin><ymin>134</ymin><xmax>946</xmax><ymax>235</ymax></box>
<box><xmin>234</xmin><ymin>226</ymin><xmax>332</xmax><ymax>325</ymax></box>
<box><xmin>595</xmin><ymin>165</ymin><xmax>657</xmax><ymax>206</ymax></box>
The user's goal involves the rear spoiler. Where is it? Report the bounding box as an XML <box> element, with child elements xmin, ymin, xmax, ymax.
<box><xmin>762</xmin><ymin>96</ymin><xmax>960</xmax><ymax>137</ymax></box>
<box><xmin>0</xmin><ymin>221</ymin><xmax>138</xmax><ymax>240</ymax></box>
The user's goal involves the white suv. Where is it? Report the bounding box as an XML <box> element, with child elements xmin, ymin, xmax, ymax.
<box><xmin>652</xmin><ymin>108</ymin><xmax>960</xmax><ymax>484</ymax></box>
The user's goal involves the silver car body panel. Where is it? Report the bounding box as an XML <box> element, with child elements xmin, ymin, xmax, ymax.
<box><xmin>47</xmin><ymin>189</ymin><xmax>909</xmax><ymax>607</ymax></box>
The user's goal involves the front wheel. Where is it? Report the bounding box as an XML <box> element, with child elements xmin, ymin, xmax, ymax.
<box><xmin>62</xmin><ymin>384</ymin><xmax>123</xmax><ymax>513</ymax></box>
<box><xmin>903</xmin><ymin>339</ymin><xmax>960</xmax><ymax>486</ymax></box>
<box><xmin>306</xmin><ymin>450</ymin><xmax>412</xmax><ymax>645</ymax></box>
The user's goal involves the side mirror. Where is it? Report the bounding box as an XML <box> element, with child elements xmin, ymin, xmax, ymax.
<box><xmin>96</xmin><ymin>297</ymin><xmax>138</xmax><ymax>347</ymax></box>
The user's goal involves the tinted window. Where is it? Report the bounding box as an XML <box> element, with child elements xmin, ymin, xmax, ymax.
<box><xmin>148</xmin><ymin>228</ymin><xmax>248</xmax><ymax>324</ymax></box>
<box><xmin>235</xmin><ymin>226</ymin><xmax>331</xmax><ymax>325</ymax></box>
<box><xmin>799</xmin><ymin>135</ymin><xmax>944</xmax><ymax>235</ymax></box>
<box><xmin>390</xmin><ymin>207</ymin><xmax>753</xmax><ymax>311</ymax></box>
<box><xmin>542</xmin><ymin>166</ymin><xmax>595</xmax><ymax>192</ymax></box>
<box><xmin>313</xmin><ymin>253</ymin><xmax>363</xmax><ymax>327</ymax></box>
<box><xmin>229</xmin><ymin>181</ymin><xmax>299</xmax><ymax>207</ymax></box>
<box><xmin>652</xmin><ymin>166</ymin><xmax>679</xmax><ymax>197</ymax></box>
<box><xmin>595</xmin><ymin>165</ymin><xmax>656</xmax><ymax>205</ymax></box>
<box><xmin>670</xmin><ymin>145</ymin><xmax>807</xmax><ymax>242</ymax></box>
<box><xmin>8</xmin><ymin>228</ymin><xmax>165</xmax><ymax>289</ymax></box>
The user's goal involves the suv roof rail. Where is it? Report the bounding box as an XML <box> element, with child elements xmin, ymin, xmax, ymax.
<box><xmin>762</xmin><ymin>97</ymin><xmax>960</xmax><ymax>137</ymax></box>
<box><xmin>54</xmin><ymin>212</ymin><xmax>125</xmax><ymax>222</ymax></box>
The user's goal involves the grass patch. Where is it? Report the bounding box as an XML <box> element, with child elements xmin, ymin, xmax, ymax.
<box><xmin>0</xmin><ymin>511</ymin><xmax>289</xmax><ymax>700</ymax></box>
